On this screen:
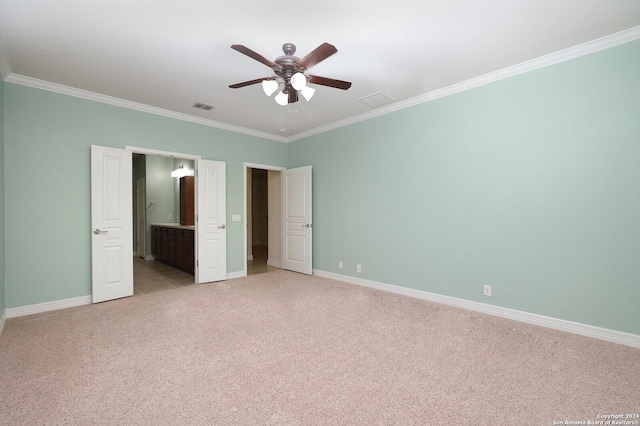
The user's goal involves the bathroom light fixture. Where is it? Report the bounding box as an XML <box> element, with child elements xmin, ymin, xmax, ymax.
<box><xmin>171</xmin><ymin>165</ymin><xmax>193</xmax><ymax>178</ymax></box>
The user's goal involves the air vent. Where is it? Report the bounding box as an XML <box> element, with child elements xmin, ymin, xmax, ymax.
<box><xmin>193</xmin><ymin>102</ymin><xmax>214</xmax><ymax>111</ymax></box>
<box><xmin>359</xmin><ymin>91</ymin><xmax>395</xmax><ymax>108</ymax></box>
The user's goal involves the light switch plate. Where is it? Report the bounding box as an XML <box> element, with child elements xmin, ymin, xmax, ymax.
<box><xmin>232</xmin><ymin>214</ymin><xmax>241</xmax><ymax>222</ymax></box>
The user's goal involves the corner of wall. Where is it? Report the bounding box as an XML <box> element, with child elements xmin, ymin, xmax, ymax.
<box><xmin>0</xmin><ymin>77</ymin><xmax>6</xmax><ymax>322</ymax></box>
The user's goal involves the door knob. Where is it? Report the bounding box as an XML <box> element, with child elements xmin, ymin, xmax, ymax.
<box><xmin>218</xmin><ymin>224</ymin><xmax>226</xmax><ymax>229</ymax></box>
<box><xmin>302</xmin><ymin>224</ymin><xmax>312</xmax><ymax>228</ymax></box>
<box><xmin>93</xmin><ymin>228</ymin><xmax>108</xmax><ymax>235</ymax></box>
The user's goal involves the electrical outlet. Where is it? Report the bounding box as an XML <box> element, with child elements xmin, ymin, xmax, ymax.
<box><xmin>483</xmin><ymin>285</ymin><xmax>492</xmax><ymax>297</ymax></box>
<box><xmin>338</xmin><ymin>261</ymin><xmax>343</xmax><ymax>270</ymax></box>
<box><xmin>356</xmin><ymin>264</ymin><xmax>362</xmax><ymax>273</ymax></box>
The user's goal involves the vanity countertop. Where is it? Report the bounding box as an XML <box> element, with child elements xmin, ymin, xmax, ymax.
<box><xmin>151</xmin><ymin>223</ymin><xmax>195</xmax><ymax>230</ymax></box>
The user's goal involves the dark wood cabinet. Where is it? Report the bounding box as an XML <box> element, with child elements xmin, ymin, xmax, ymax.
<box><xmin>151</xmin><ymin>225</ymin><xmax>194</xmax><ymax>274</ymax></box>
<box><xmin>180</xmin><ymin>176</ymin><xmax>194</xmax><ymax>226</ymax></box>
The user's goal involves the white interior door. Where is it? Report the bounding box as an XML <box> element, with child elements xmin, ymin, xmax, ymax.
<box><xmin>282</xmin><ymin>165</ymin><xmax>312</xmax><ymax>275</ymax></box>
<box><xmin>91</xmin><ymin>145</ymin><xmax>133</xmax><ymax>303</ymax></box>
<box><xmin>136</xmin><ymin>177</ymin><xmax>146</xmax><ymax>259</ymax></box>
<box><xmin>196</xmin><ymin>159</ymin><xmax>227</xmax><ymax>283</ymax></box>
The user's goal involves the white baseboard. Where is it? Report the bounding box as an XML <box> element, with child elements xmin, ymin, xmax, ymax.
<box><xmin>267</xmin><ymin>259</ymin><xmax>281</xmax><ymax>268</ymax></box>
<box><xmin>0</xmin><ymin>309</ymin><xmax>6</xmax><ymax>336</ymax></box>
<box><xmin>145</xmin><ymin>255</ymin><xmax>155</xmax><ymax>261</ymax></box>
<box><xmin>247</xmin><ymin>255</ymin><xmax>254</xmax><ymax>261</ymax></box>
<box><xmin>6</xmin><ymin>295</ymin><xmax>92</xmax><ymax>319</ymax></box>
<box><xmin>313</xmin><ymin>269</ymin><xmax>640</xmax><ymax>349</ymax></box>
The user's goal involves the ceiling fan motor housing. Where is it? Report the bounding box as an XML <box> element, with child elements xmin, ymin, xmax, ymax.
<box><xmin>275</xmin><ymin>43</ymin><xmax>305</xmax><ymax>85</ymax></box>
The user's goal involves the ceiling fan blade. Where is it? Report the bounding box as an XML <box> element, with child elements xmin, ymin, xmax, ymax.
<box><xmin>297</xmin><ymin>42</ymin><xmax>338</xmax><ymax>69</ymax></box>
<box><xmin>229</xmin><ymin>77</ymin><xmax>273</xmax><ymax>89</ymax></box>
<box><xmin>288</xmin><ymin>88</ymin><xmax>299</xmax><ymax>104</ymax></box>
<box><xmin>230</xmin><ymin>44</ymin><xmax>279</xmax><ymax>69</ymax></box>
<box><xmin>308</xmin><ymin>75</ymin><xmax>352</xmax><ymax>90</ymax></box>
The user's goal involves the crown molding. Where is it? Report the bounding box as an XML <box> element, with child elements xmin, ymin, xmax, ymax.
<box><xmin>4</xmin><ymin>74</ymin><xmax>287</xmax><ymax>143</ymax></box>
<box><xmin>286</xmin><ymin>25</ymin><xmax>640</xmax><ymax>143</ymax></box>
<box><xmin>3</xmin><ymin>25</ymin><xmax>639</xmax><ymax>144</ymax></box>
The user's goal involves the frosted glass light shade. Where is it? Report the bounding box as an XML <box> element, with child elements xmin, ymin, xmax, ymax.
<box><xmin>301</xmin><ymin>86</ymin><xmax>315</xmax><ymax>101</ymax></box>
<box><xmin>170</xmin><ymin>165</ymin><xmax>194</xmax><ymax>178</ymax></box>
<box><xmin>274</xmin><ymin>91</ymin><xmax>288</xmax><ymax>106</ymax></box>
<box><xmin>262</xmin><ymin>80</ymin><xmax>278</xmax><ymax>96</ymax></box>
<box><xmin>290</xmin><ymin>72</ymin><xmax>307</xmax><ymax>91</ymax></box>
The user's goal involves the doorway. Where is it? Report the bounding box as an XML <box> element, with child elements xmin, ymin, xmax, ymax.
<box><xmin>245</xmin><ymin>164</ymin><xmax>285</xmax><ymax>275</ymax></box>
<box><xmin>92</xmin><ymin>145</ymin><xmax>228</xmax><ymax>302</ymax></box>
<box><xmin>132</xmin><ymin>153</ymin><xmax>197</xmax><ymax>294</ymax></box>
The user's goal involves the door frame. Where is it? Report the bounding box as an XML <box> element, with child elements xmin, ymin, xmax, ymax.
<box><xmin>136</xmin><ymin>177</ymin><xmax>146</xmax><ymax>258</ymax></box>
<box><xmin>243</xmin><ymin>162</ymin><xmax>286</xmax><ymax>277</ymax></box>
<box><xmin>126</xmin><ymin>146</ymin><xmax>201</xmax><ymax>283</ymax></box>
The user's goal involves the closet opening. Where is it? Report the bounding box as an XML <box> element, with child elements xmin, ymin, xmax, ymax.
<box><xmin>246</xmin><ymin>165</ymin><xmax>283</xmax><ymax>275</ymax></box>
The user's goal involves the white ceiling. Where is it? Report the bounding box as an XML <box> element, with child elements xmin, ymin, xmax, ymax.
<box><xmin>1</xmin><ymin>1</ymin><xmax>639</xmax><ymax>141</ymax></box>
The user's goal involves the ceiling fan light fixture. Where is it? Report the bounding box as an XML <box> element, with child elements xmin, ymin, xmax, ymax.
<box><xmin>262</xmin><ymin>79</ymin><xmax>278</xmax><ymax>96</ymax></box>
<box><xmin>300</xmin><ymin>86</ymin><xmax>315</xmax><ymax>102</ymax></box>
<box><xmin>229</xmin><ymin>42</ymin><xmax>351</xmax><ymax>106</ymax></box>
<box><xmin>290</xmin><ymin>72</ymin><xmax>307</xmax><ymax>91</ymax></box>
<box><xmin>274</xmin><ymin>90</ymin><xmax>288</xmax><ymax>106</ymax></box>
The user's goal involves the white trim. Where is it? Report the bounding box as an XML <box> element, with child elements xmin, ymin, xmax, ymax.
<box><xmin>6</xmin><ymin>296</ymin><xmax>92</xmax><ymax>319</ymax></box>
<box><xmin>145</xmin><ymin>255</ymin><xmax>155</xmax><ymax>261</ymax></box>
<box><xmin>244</xmin><ymin>162</ymin><xmax>287</xmax><ymax>172</ymax></box>
<box><xmin>125</xmin><ymin>145</ymin><xmax>202</xmax><ymax>160</ymax></box>
<box><xmin>313</xmin><ymin>269</ymin><xmax>640</xmax><ymax>349</ymax></box>
<box><xmin>287</xmin><ymin>25</ymin><xmax>640</xmax><ymax>143</ymax></box>
<box><xmin>3</xmin><ymin>27</ymin><xmax>638</xmax><ymax>144</ymax></box>
<box><xmin>267</xmin><ymin>259</ymin><xmax>281</xmax><ymax>268</ymax></box>
<box><xmin>243</xmin><ymin>162</ymin><xmax>287</xmax><ymax>277</ymax></box>
<box><xmin>226</xmin><ymin>271</ymin><xmax>246</xmax><ymax>280</ymax></box>
<box><xmin>0</xmin><ymin>309</ymin><xmax>6</xmax><ymax>336</ymax></box>
<box><xmin>4</xmin><ymin>74</ymin><xmax>287</xmax><ymax>143</ymax></box>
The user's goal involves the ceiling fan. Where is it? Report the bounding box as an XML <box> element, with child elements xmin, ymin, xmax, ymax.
<box><xmin>228</xmin><ymin>42</ymin><xmax>352</xmax><ymax>105</ymax></box>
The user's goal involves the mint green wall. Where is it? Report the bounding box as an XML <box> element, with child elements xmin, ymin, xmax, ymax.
<box><xmin>0</xmin><ymin>80</ymin><xmax>5</xmax><ymax>315</ymax></box>
<box><xmin>3</xmin><ymin>40</ymin><xmax>639</xmax><ymax>336</ymax></box>
<box><xmin>145</xmin><ymin>155</ymin><xmax>175</xmax><ymax>253</ymax></box>
<box><xmin>288</xmin><ymin>40</ymin><xmax>640</xmax><ymax>335</ymax></box>
<box><xmin>4</xmin><ymin>84</ymin><xmax>287</xmax><ymax>308</ymax></box>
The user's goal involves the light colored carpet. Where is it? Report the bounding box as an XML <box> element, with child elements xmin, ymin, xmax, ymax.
<box><xmin>1</xmin><ymin>270</ymin><xmax>638</xmax><ymax>425</ymax></box>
